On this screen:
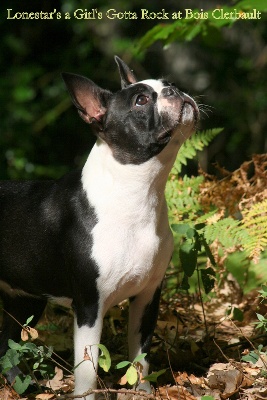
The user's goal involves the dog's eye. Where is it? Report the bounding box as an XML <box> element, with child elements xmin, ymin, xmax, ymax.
<box><xmin>135</xmin><ymin>95</ymin><xmax>148</xmax><ymax>106</ymax></box>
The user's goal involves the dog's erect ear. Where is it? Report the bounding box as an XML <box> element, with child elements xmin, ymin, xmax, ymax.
<box><xmin>115</xmin><ymin>56</ymin><xmax>137</xmax><ymax>88</ymax></box>
<box><xmin>62</xmin><ymin>72</ymin><xmax>111</xmax><ymax>128</ymax></box>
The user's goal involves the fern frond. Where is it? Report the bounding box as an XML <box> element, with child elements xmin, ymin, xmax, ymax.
<box><xmin>241</xmin><ymin>199</ymin><xmax>267</xmax><ymax>263</ymax></box>
<box><xmin>203</xmin><ymin>217</ymin><xmax>249</xmax><ymax>249</ymax></box>
<box><xmin>166</xmin><ymin>175</ymin><xmax>204</xmax><ymax>223</ymax></box>
<box><xmin>172</xmin><ymin>128</ymin><xmax>223</xmax><ymax>174</ymax></box>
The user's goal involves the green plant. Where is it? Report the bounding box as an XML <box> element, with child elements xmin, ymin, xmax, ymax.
<box><xmin>171</xmin><ymin>222</ymin><xmax>216</xmax><ymax>293</ymax></box>
<box><xmin>171</xmin><ymin>128</ymin><xmax>224</xmax><ymax>175</ymax></box>
<box><xmin>165</xmin><ymin>128</ymin><xmax>267</xmax><ymax>295</ymax></box>
<box><xmin>0</xmin><ymin>338</ymin><xmax>54</xmax><ymax>394</ymax></box>
<box><xmin>116</xmin><ymin>353</ymin><xmax>167</xmax><ymax>386</ymax></box>
<box><xmin>135</xmin><ymin>0</ymin><xmax>267</xmax><ymax>54</ymax></box>
<box><xmin>116</xmin><ymin>353</ymin><xmax>148</xmax><ymax>385</ymax></box>
<box><xmin>240</xmin><ymin>287</ymin><xmax>267</xmax><ymax>371</ymax></box>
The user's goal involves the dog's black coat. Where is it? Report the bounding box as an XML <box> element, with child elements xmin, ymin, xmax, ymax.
<box><xmin>0</xmin><ymin>171</ymin><xmax>100</xmax><ymax>326</ymax></box>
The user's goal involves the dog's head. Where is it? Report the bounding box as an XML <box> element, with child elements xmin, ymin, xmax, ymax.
<box><xmin>62</xmin><ymin>56</ymin><xmax>199</xmax><ymax>165</ymax></box>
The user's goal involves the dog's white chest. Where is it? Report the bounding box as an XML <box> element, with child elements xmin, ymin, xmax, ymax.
<box><xmin>93</xmin><ymin>211</ymin><xmax>162</xmax><ymax>303</ymax></box>
<box><xmin>82</xmin><ymin>140</ymin><xmax>173</xmax><ymax>309</ymax></box>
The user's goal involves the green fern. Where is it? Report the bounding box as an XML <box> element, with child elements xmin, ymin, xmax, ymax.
<box><xmin>171</xmin><ymin>128</ymin><xmax>223</xmax><ymax>174</ymax></box>
<box><xmin>203</xmin><ymin>217</ymin><xmax>249</xmax><ymax>249</ymax></box>
<box><xmin>242</xmin><ymin>199</ymin><xmax>267</xmax><ymax>262</ymax></box>
<box><xmin>166</xmin><ymin>175</ymin><xmax>204</xmax><ymax>224</ymax></box>
<box><xmin>165</xmin><ymin>125</ymin><xmax>267</xmax><ymax>293</ymax></box>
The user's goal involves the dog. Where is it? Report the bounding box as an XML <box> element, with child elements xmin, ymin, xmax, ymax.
<box><xmin>0</xmin><ymin>56</ymin><xmax>199</xmax><ymax>398</ymax></box>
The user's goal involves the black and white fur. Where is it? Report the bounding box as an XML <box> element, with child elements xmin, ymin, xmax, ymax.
<box><xmin>0</xmin><ymin>57</ymin><xmax>199</xmax><ymax>398</ymax></box>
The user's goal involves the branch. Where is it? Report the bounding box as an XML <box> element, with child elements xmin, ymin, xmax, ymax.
<box><xmin>57</xmin><ymin>387</ymin><xmax>157</xmax><ymax>399</ymax></box>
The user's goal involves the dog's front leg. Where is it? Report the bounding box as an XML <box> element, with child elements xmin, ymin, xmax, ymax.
<box><xmin>128</xmin><ymin>284</ymin><xmax>162</xmax><ymax>393</ymax></box>
<box><xmin>73</xmin><ymin>306</ymin><xmax>103</xmax><ymax>400</ymax></box>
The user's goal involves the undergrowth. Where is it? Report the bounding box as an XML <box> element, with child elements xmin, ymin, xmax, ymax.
<box><xmin>166</xmin><ymin>130</ymin><xmax>267</xmax><ymax>292</ymax></box>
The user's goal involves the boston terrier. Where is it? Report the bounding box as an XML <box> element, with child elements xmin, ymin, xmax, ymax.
<box><xmin>0</xmin><ymin>56</ymin><xmax>199</xmax><ymax>398</ymax></box>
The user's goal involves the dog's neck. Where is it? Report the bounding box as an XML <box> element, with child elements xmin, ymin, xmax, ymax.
<box><xmin>81</xmin><ymin>133</ymin><xmax>181</xmax><ymax>208</ymax></box>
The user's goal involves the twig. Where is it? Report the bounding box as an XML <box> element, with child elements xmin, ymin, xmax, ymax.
<box><xmin>196</xmin><ymin>267</ymin><xmax>208</xmax><ymax>336</ymax></box>
<box><xmin>221</xmin><ymin>333</ymin><xmax>267</xmax><ymax>350</ymax></box>
<box><xmin>3</xmin><ymin>308</ymin><xmax>30</xmax><ymax>334</ymax></box>
<box><xmin>213</xmin><ymin>338</ymin><xmax>230</xmax><ymax>363</ymax></box>
<box><xmin>56</xmin><ymin>387</ymin><xmax>157</xmax><ymax>399</ymax></box>
<box><xmin>229</xmin><ymin>318</ymin><xmax>267</xmax><ymax>370</ymax></box>
<box><xmin>165</xmin><ymin>343</ymin><xmax>176</xmax><ymax>388</ymax></box>
<box><xmin>165</xmin><ymin>343</ymin><xmax>188</xmax><ymax>400</ymax></box>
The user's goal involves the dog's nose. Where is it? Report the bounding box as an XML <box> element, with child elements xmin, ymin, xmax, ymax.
<box><xmin>162</xmin><ymin>86</ymin><xmax>177</xmax><ymax>97</ymax></box>
<box><xmin>166</xmin><ymin>87</ymin><xmax>176</xmax><ymax>96</ymax></box>
<box><xmin>182</xmin><ymin>92</ymin><xmax>194</xmax><ymax>105</ymax></box>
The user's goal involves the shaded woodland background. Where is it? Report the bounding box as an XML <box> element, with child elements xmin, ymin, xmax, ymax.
<box><xmin>0</xmin><ymin>0</ymin><xmax>266</xmax><ymax>181</ymax></box>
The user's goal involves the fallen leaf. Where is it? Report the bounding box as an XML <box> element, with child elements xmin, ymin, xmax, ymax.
<box><xmin>83</xmin><ymin>346</ymin><xmax>91</xmax><ymax>361</ymax></box>
<box><xmin>118</xmin><ymin>373</ymin><xmax>128</xmax><ymax>386</ymax></box>
<box><xmin>0</xmin><ymin>386</ymin><xmax>20</xmax><ymax>400</ymax></box>
<box><xmin>21</xmin><ymin>326</ymin><xmax>38</xmax><ymax>341</ymax></box>
<box><xmin>206</xmin><ymin>362</ymin><xmax>255</xmax><ymax>399</ymax></box>
<box><xmin>158</xmin><ymin>385</ymin><xmax>197</xmax><ymax>400</ymax></box>
<box><xmin>45</xmin><ymin>367</ymin><xmax>63</xmax><ymax>391</ymax></box>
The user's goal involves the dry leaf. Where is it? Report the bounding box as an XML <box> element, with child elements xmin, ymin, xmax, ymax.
<box><xmin>35</xmin><ymin>394</ymin><xmax>55</xmax><ymax>399</ymax></box>
<box><xmin>21</xmin><ymin>326</ymin><xmax>38</xmax><ymax>341</ymax></box>
<box><xmin>45</xmin><ymin>367</ymin><xmax>63</xmax><ymax>391</ymax></box>
<box><xmin>118</xmin><ymin>373</ymin><xmax>128</xmax><ymax>385</ymax></box>
<box><xmin>83</xmin><ymin>347</ymin><xmax>91</xmax><ymax>361</ymax></box>
<box><xmin>0</xmin><ymin>387</ymin><xmax>20</xmax><ymax>400</ymax></box>
<box><xmin>207</xmin><ymin>363</ymin><xmax>251</xmax><ymax>399</ymax></box>
<box><xmin>158</xmin><ymin>385</ymin><xmax>197</xmax><ymax>400</ymax></box>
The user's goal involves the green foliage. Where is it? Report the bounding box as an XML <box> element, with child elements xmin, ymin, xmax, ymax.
<box><xmin>0</xmin><ymin>333</ymin><xmax>166</xmax><ymax>395</ymax></box>
<box><xmin>258</xmin><ymin>285</ymin><xmax>267</xmax><ymax>300</ymax></box>
<box><xmin>97</xmin><ymin>344</ymin><xmax>111</xmax><ymax>372</ymax></box>
<box><xmin>203</xmin><ymin>218</ymin><xmax>247</xmax><ymax>248</ymax></box>
<box><xmin>0</xmin><ymin>338</ymin><xmax>54</xmax><ymax>394</ymax></box>
<box><xmin>241</xmin><ymin>289</ymin><xmax>267</xmax><ymax>371</ymax></box>
<box><xmin>242</xmin><ymin>200</ymin><xmax>267</xmax><ymax>262</ymax></box>
<box><xmin>241</xmin><ymin>345</ymin><xmax>264</xmax><ymax>364</ymax></box>
<box><xmin>226</xmin><ymin>306</ymin><xmax>244</xmax><ymax>322</ymax></box>
<box><xmin>166</xmin><ymin>128</ymin><xmax>223</xmax><ymax>228</ymax></box>
<box><xmin>143</xmin><ymin>369</ymin><xmax>168</xmax><ymax>383</ymax></box>
<box><xmin>136</xmin><ymin>0</ymin><xmax>267</xmax><ymax>53</ymax></box>
<box><xmin>116</xmin><ymin>353</ymin><xmax>149</xmax><ymax>386</ymax></box>
<box><xmin>166</xmin><ymin>175</ymin><xmax>204</xmax><ymax>225</ymax></box>
<box><xmin>165</xmin><ymin>125</ymin><xmax>267</xmax><ymax>295</ymax></box>
<box><xmin>171</xmin><ymin>128</ymin><xmax>224</xmax><ymax>175</ymax></box>
<box><xmin>115</xmin><ymin>353</ymin><xmax>167</xmax><ymax>386</ymax></box>
<box><xmin>172</xmin><ymin>223</ymin><xmax>216</xmax><ymax>293</ymax></box>
<box><xmin>254</xmin><ymin>313</ymin><xmax>267</xmax><ymax>330</ymax></box>
<box><xmin>201</xmin><ymin>397</ymin><xmax>216</xmax><ymax>400</ymax></box>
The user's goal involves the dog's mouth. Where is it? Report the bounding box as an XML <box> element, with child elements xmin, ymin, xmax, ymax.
<box><xmin>180</xmin><ymin>95</ymin><xmax>200</xmax><ymax>125</ymax></box>
<box><xmin>157</xmin><ymin>130</ymin><xmax>172</xmax><ymax>145</ymax></box>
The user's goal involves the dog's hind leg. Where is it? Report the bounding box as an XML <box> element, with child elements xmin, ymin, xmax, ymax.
<box><xmin>128</xmin><ymin>284</ymin><xmax>162</xmax><ymax>393</ymax></box>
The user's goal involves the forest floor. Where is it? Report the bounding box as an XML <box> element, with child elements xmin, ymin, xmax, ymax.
<box><xmin>1</xmin><ymin>276</ymin><xmax>267</xmax><ymax>400</ymax></box>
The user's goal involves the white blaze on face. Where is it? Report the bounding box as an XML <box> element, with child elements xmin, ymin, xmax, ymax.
<box><xmin>140</xmin><ymin>79</ymin><xmax>169</xmax><ymax>113</ymax></box>
<box><xmin>140</xmin><ymin>79</ymin><xmax>164</xmax><ymax>93</ymax></box>
<box><xmin>139</xmin><ymin>79</ymin><xmax>192</xmax><ymax>121</ymax></box>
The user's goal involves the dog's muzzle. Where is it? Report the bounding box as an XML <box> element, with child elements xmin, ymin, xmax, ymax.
<box><xmin>181</xmin><ymin>93</ymin><xmax>199</xmax><ymax>123</ymax></box>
